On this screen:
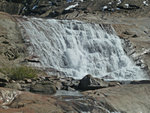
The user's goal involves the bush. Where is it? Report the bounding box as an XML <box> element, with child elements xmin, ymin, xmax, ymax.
<box><xmin>0</xmin><ymin>65</ymin><xmax>37</xmax><ymax>80</ymax></box>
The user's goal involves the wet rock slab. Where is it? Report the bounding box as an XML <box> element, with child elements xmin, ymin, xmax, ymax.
<box><xmin>0</xmin><ymin>87</ymin><xmax>113</xmax><ymax>113</ymax></box>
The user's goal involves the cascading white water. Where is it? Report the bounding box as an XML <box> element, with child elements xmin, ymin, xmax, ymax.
<box><xmin>18</xmin><ymin>17</ymin><xmax>147</xmax><ymax>80</ymax></box>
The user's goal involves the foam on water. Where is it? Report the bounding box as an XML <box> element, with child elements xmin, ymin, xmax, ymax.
<box><xmin>18</xmin><ymin>17</ymin><xmax>147</xmax><ymax>80</ymax></box>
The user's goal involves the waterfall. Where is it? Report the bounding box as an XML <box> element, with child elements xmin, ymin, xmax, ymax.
<box><xmin>18</xmin><ymin>17</ymin><xmax>147</xmax><ymax>80</ymax></box>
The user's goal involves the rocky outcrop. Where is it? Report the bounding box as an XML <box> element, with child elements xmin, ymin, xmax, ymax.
<box><xmin>0</xmin><ymin>75</ymin><xmax>77</xmax><ymax>94</ymax></box>
<box><xmin>0</xmin><ymin>0</ymin><xmax>67</xmax><ymax>17</ymax></box>
<box><xmin>0</xmin><ymin>0</ymin><xmax>150</xmax><ymax>18</ymax></box>
<box><xmin>0</xmin><ymin>12</ymin><xmax>26</xmax><ymax>68</ymax></box>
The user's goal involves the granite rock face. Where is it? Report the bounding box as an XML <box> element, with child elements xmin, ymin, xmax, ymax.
<box><xmin>83</xmin><ymin>83</ymin><xmax>150</xmax><ymax>113</ymax></box>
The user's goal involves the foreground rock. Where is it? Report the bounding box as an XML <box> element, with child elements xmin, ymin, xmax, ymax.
<box><xmin>83</xmin><ymin>83</ymin><xmax>150</xmax><ymax>113</ymax></box>
<box><xmin>0</xmin><ymin>87</ymin><xmax>112</xmax><ymax>113</ymax></box>
<box><xmin>1</xmin><ymin>82</ymin><xmax>150</xmax><ymax>113</ymax></box>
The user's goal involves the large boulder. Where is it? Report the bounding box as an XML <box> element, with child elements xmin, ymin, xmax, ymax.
<box><xmin>78</xmin><ymin>74</ymin><xmax>108</xmax><ymax>90</ymax></box>
<box><xmin>30</xmin><ymin>81</ymin><xmax>56</xmax><ymax>94</ymax></box>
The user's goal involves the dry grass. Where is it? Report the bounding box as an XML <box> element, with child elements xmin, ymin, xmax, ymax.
<box><xmin>0</xmin><ymin>65</ymin><xmax>37</xmax><ymax>80</ymax></box>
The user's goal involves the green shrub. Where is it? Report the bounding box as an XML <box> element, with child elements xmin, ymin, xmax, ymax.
<box><xmin>0</xmin><ymin>65</ymin><xmax>37</xmax><ymax>80</ymax></box>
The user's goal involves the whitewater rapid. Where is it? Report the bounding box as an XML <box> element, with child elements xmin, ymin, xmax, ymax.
<box><xmin>18</xmin><ymin>17</ymin><xmax>147</xmax><ymax>80</ymax></box>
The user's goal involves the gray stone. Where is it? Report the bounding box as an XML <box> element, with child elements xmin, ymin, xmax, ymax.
<box><xmin>78</xmin><ymin>74</ymin><xmax>108</xmax><ymax>90</ymax></box>
<box><xmin>30</xmin><ymin>81</ymin><xmax>56</xmax><ymax>94</ymax></box>
<box><xmin>5</xmin><ymin>83</ymin><xmax>22</xmax><ymax>90</ymax></box>
<box><xmin>24</xmin><ymin>79</ymin><xmax>32</xmax><ymax>83</ymax></box>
